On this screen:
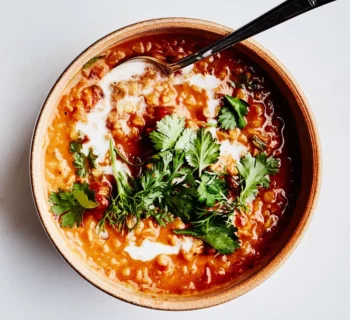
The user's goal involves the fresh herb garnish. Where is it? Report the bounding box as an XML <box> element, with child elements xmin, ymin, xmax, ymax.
<box><xmin>49</xmin><ymin>182</ymin><xmax>98</xmax><ymax>228</ymax></box>
<box><xmin>185</xmin><ymin>128</ymin><xmax>220</xmax><ymax>176</ymax></box>
<box><xmin>218</xmin><ymin>95</ymin><xmax>249</xmax><ymax>130</ymax></box>
<box><xmin>174</xmin><ymin>128</ymin><xmax>196</xmax><ymax>151</ymax></box>
<box><xmin>174</xmin><ymin>217</ymin><xmax>240</xmax><ymax>254</ymax></box>
<box><xmin>69</xmin><ymin>139</ymin><xmax>98</xmax><ymax>177</ymax></box>
<box><xmin>98</xmin><ymin>139</ymin><xmax>135</xmax><ymax>230</ymax></box>
<box><xmin>150</xmin><ymin>115</ymin><xmax>185</xmax><ymax>151</ymax></box>
<box><xmin>237</xmin><ymin>152</ymin><xmax>279</xmax><ymax>203</ymax></box>
<box><xmin>218</xmin><ymin>106</ymin><xmax>237</xmax><ymax>130</ymax></box>
<box><xmin>53</xmin><ymin>114</ymin><xmax>280</xmax><ymax>255</ymax></box>
<box><xmin>197</xmin><ymin>173</ymin><xmax>227</xmax><ymax>207</ymax></box>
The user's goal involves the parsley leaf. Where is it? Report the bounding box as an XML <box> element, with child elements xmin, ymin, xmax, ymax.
<box><xmin>197</xmin><ymin>173</ymin><xmax>226</xmax><ymax>207</ymax></box>
<box><xmin>60</xmin><ymin>207</ymin><xmax>85</xmax><ymax>228</ymax></box>
<box><xmin>218</xmin><ymin>95</ymin><xmax>249</xmax><ymax>130</ymax></box>
<box><xmin>174</xmin><ymin>218</ymin><xmax>240</xmax><ymax>254</ymax></box>
<box><xmin>237</xmin><ymin>152</ymin><xmax>279</xmax><ymax>202</ymax></box>
<box><xmin>150</xmin><ymin>115</ymin><xmax>185</xmax><ymax>151</ymax></box>
<box><xmin>72</xmin><ymin>183</ymin><xmax>99</xmax><ymax>209</ymax></box>
<box><xmin>49</xmin><ymin>182</ymin><xmax>98</xmax><ymax>228</ymax></box>
<box><xmin>185</xmin><ymin>128</ymin><xmax>220</xmax><ymax>176</ymax></box>
<box><xmin>218</xmin><ymin>106</ymin><xmax>237</xmax><ymax>130</ymax></box>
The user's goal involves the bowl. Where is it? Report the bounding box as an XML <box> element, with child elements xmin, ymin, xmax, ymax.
<box><xmin>30</xmin><ymin>18</ymin><xmax>321</xmax><ymax>310</ymax></box>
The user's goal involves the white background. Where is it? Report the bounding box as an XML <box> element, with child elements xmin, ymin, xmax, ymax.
<box><xmin>0</xmin><ymin>0</ymin><xmax>348</xmax><ymax>319</ymax></box>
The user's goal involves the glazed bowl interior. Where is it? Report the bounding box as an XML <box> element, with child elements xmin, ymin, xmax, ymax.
<box><xmin>31</xmin><ymin>18</ymin><xmax>320</xmax><ymax>310</ymax></box>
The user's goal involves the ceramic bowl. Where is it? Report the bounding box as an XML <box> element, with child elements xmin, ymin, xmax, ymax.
<box><xmin>30</xmin><ymin>18</ymin><xmax>321</xmax><ymax>310</ymax></box>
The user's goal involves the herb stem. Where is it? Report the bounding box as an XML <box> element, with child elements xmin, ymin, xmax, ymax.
<box><xmin>114</xmin><ymin>147</ymin><xmax>146</xmax><ymax>167</ymax></box>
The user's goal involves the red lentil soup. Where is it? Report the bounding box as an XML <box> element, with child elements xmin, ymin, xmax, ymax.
<box><xmin>45</xmin><ymin>33</ymin><xmax>300</xmax><ymax>294</ymax></box>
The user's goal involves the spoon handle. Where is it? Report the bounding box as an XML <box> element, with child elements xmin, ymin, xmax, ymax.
<box><xmin>168</xmin><ymin>0</ymin><xmax>336</xmax><ymax>73</ymax></box>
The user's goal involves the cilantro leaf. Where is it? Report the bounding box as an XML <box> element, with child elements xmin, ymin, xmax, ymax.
<box><xmin>174</xmin><ymin>218</ymin><xmax>240</xmax><ymax>254</ymax></box>
<box><xmin>197</xmin><ymin>173</ymin><xmax>226</xmax><ymax>207</ymax></box>
<box><xmin>218</xmin><ymin>106</ymin><xmax>237</xmax><ymax>130</ymax></box>
<box><xmin>49</xmin><ymin>191</ymin><xmax>75</xmax><ymax>215</ymax></box>
<box><xmin>237</xmin><ymin>152</ymin><xmax>279</xmax><ymax>202</ymax></box>
<box><xmin>175</xmin><ymin>128</ymin><xmax>196</xmax><ymax>151</ymax></box>
<box><xmin>225</xmin><ymin>95</ymin><xmax>249</xmax><ymax>129</ymax></box>
<box><xmin>185</xmin><ymin>128</ymin><xmax>220</xmax><ymax>176</ymax></box>
<box><xmin>150</xmin><ymin>115</ymin><xmax>185</xmax><ymax>151</ymax></box>
<box><xmin>49</xmin><ymin>182</ymin><xmax>98</xmax><ymax>228</ymax></box>
<box><xmin>218</xmin><ymin>95</ymin><xmax>249</xmax><ymax>130</ymax></box>
<box><xmin>60</xmin><ymin>207</ymin><xmax>85</xmax><ymax>228</ymax></box>
<box><xmin>168</xmin><ymin>150</ymin><xmax>186</xmax><ymax>181</ymax></box>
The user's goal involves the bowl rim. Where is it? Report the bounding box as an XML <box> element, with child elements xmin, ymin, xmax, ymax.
<box><xmin>30</xmin><ymin>17</ymin><xmax>321</xmax><ymax>310</ymax></box>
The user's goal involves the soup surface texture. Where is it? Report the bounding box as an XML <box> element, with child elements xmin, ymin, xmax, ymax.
<box><xmin>45</xmin><ymin>34</ymin><xmax>298</xmax><ymax>294</ymax></box>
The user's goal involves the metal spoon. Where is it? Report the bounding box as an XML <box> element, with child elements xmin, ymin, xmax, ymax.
<box><xmin>122</xmin><ymin>0</ymin><xmax>336</xmax><ymax>76</ymax></box>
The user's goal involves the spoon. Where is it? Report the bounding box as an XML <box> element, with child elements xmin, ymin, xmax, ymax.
<box><xmin>122</xmin><ymin>0</ymin><xmax>336</xmax><ymax>76</ymax></box>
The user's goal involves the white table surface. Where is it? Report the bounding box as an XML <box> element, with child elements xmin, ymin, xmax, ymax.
<box><xmin>0</xmin><ymin>0</ymin><xmax>348</xmax><ymax>319</ymax></box>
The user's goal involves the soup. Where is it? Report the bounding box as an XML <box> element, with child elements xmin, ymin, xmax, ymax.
<box><xmin>45</xmin><ymin>33</ymin><xmax>299</xmax><ymax>294</ymax></box>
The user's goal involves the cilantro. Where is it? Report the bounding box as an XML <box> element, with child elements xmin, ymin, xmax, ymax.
<box><xmin>185</xmin><ymin>128</ymin><xmax>220</xmax><ymax>176</ymax></box>
<box><xmin>49</xmin><ymin>182</ymin><xmax>98</xmax><ymax>228</ymax></box>
<box><xmin>218</xmin><ymin>106</ymin><xmax>237</xmax><ymax>130</ymax></box>
<box><xmin>218</xmin><ymin>95</ymin><xmax>249</xmax><ymax>130</ymax></box>
<box><xmin>150</xmin><ymin>115</ymin><xmax>185</xmax><ymax>151</ymax></box>
<box><xmin>175</xmin><ymin>128</ymin><xmax>196</xmax><ymax>151</ymax></box>
<box><xmin>100</xmin><ymin>138</ymin><xmax>199</xmax><ymax>230</ymax></box>
<box><xmin>51</xmin><ymin>115</ymin><xmax>283</xmax><ymax>255</ymax></box>
<box><xmin>69</xmin><ymin>139</ymin><xmax>98</xmax><ymax>177</ymax></box>
<box><xmin>237</xmin><ymin>152</ymin><xmax>279</xmax><ymax>202</ymax></box>
<box><xmin>174</xmin><ymin>218</ymin><xmax>240</xmax><ymax>254</ymax></box>
<box><xmin>197</xmin><ymin>173</ymin><xmax>226</xmax><ymax>207</ymax></box>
